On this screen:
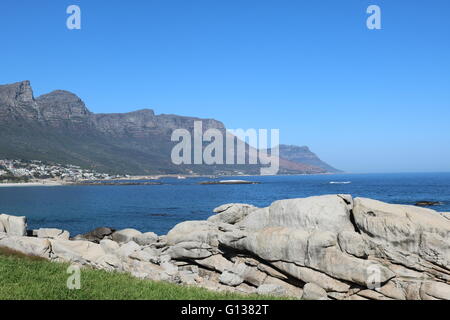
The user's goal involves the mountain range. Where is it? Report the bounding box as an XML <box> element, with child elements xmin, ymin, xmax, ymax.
<box><xmin>0</xmin><ymin>81</ymin><xmax>340</xmax><ymax>175</ymax></box>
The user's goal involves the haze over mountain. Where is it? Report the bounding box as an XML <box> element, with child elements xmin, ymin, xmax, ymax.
<box><xmin>0</xmin><ymin>81</ymin><xmax>339</xmax><ymax>175</ymax></box>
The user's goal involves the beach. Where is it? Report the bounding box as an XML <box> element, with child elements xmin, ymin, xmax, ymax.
<box><xmin>0</xmin><ymin>181</ymin><xmax>64</xmax><ymax>188</ymax></box>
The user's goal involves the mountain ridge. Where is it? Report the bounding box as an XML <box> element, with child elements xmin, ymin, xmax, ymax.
<box><xmin>0</xmin><ymin>81</ymin><xmax>339</xmax><ymax>175</ymax></box>
<box><xmin>277</xmin><ymin>144</ymin><xmax>341</xmax><ymax>173</ymax></box>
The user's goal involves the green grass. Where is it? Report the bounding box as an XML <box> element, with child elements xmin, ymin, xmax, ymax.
<box><xmin>0</xmin><ymin>247</ymin><xmax>276</xmax><ymax>300</ymax></box>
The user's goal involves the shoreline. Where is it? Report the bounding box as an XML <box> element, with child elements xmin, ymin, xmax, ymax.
<box><xmin>0</xmin><ymin>172</ymin><xmax>341</xmax><ymax>188</ymax></box>
<box><xmin>0</xmin><ymin>172</ymin><xmax>448</xmax><ymax>188</ymax></box>
<box><xmin>0</xmin><ymin>181</ymin><xmax>65</xmax><ymax>188</ymax></box>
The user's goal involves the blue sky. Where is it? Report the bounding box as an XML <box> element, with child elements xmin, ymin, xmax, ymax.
<box><xmin>0</xmin><ymin>0</ymin><xmax>449</xmax><ymax>173</ymax></box>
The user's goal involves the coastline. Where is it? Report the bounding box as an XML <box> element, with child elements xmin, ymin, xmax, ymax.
<box><xmin>0</xmin><ymin>181</ymin><xmax>65</xmax><ymax>188</ymax></box>
<box><xmin>0</xmin><ymin>172</ymin><xmax>337</xmax><ymax>187</ymax></box>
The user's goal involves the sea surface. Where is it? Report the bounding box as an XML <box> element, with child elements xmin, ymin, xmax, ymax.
<box><xmin>0</xmin><ymin>173</ymin><xmax>449</xmax><ymax>236</ymax></box>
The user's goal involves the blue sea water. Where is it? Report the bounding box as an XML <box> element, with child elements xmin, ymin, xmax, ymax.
<box><xmin>0</xmin><ymin>172</ymin><xmax>449</xmax><ymax>236</ymax></box>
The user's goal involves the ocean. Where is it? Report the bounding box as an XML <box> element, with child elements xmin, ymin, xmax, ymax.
<box><xmin>0</xmin><ymin>172</ymin><xmax>449</xmax><ymax>236</ymax></box>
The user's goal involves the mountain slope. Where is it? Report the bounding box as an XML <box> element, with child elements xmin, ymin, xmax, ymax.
<box><xmin>278</xmin><ymin>145</ymin><xmax>341</xmax><ymax>173</ymax></box>
<box><xmin>0</xmin><ymin>81</ymin><xmax>338</xmax><ymax>175</ymax></box>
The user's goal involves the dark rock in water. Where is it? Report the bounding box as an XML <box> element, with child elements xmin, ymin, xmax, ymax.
<box><xmin>149</xmin><ymin>213</ymin><xmax>171</xmax><ymax>217</ymax></box>
<box><xmin>72</xmin><ymin>227</ymin><xmax>116</xmax><ymax>243</ymax></box>
<box><xmin>415</xmin><ymin>201</ymin><xmax>441</xmax><ymax>207</ymax></box>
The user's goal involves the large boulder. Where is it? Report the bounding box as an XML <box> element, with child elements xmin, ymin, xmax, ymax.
<box><xmin>256</xmin><ymin>262</ymin><xmax>289</xmax><ymax>281</ymax></box>
<box><xmin>116</xmin><ymin>241</ymin><xmax>141</xmax><ymax>258</ymax></box>
<box><xmin>305</xmin><ymin>241</ymin><xmax>395</xmax><ymax>287</ymax></box>
<box><xmin>260</xmin><ymin>276</ymin><xmax>303</xmax><ymax>297</ymax></box>
<box><xmin>301</xmin><ymin>283</ymin><xmax>328</xmax><ymax>300</ymax></box>
<box><xmin>121</xmin><ymin>258</ymin><xmax>170</xmax><ymax>282</ymax></box>
<box><xmin>271</xmin><ymin>261</ymin><xmax>350</xmax><ymax>292</ymax></box>
<box><xmin>238</xmin><ymin>195</ymin><xmax>355</xmax><ymax>233</ymax></box>
<box><xmin>133</xmin><ymin>232</ymin><xmax>158</xmax><ymax>246</ymax></box>
<box><xmin>419</xmin><ymin>232</ymin><xmax>450</xmax><ymax>270</ymax></box>
<box><xmin>0</xmin><ymin>214</ymin><xmax>27</xmax><ymax>236</ymax></box>
<box><xmin>208</xmin><ymin>204</ymin><xmax>259</xmax><ymax>225</ymax></box>
<box><xmin>166</xmin><ymin>221</ymin><xmax>220</xmax><ymax>247</ymax></box>
<box><xmin>220</xmin><ymin>227</ymin><xmax>311</xmax><ymax>264</ymax></box>
<box><xmin>50</xmin><ymin>239</ymin><xmax>106</xmax><ymax>264</ymax></box>
<box><xmin>112</xmin><ymin>229</ymin><xmax>142</xmax><ymax>244</ymax></box>
<box><xmin>73</xmin><ymin>227</ymin><xmax>115</xmax><ymax>243</ymax></box>
<box><xmin>337</xmin><ymin>231</ymin><xmax>368</xmax><ymax>258</ymax></box>
<box><xmin>0</xmin><ymin>236</ymin><xmax>51</xmax><ymax>258</ymax></box>
<box><xmin>375</xmin><ymin>280</ymin><xmax>408</xmax><ymax>300</ymax></box>
<box><xmin>99</xmin><ymin>239</ymin><xmax>120</xmax><ymax>254</ymax></box>
<box><xmin>36</xmin><ymin>228</ymin><xmax>70</xmax><ymax>240</ymax></box>
<box><xmin>96</xmin><ymin>254</ymin><xmax>122</xmax><ymax>271</ymax></box>
<box><xmin>353</xmin><ymin>198</ymin><xmax>450</xmax><ymax>251</ymax></box>
<box><xmin>195</xmin><ymin>254</ymin><xmax>234</xmax><ymax>272</ymax></box>
<box><xmin>230</xmin><ymin>263</ymin><xmax>267</xmax><ymax>287</ymax></box>
<box><xmin>130</xmin><ymin>247</ymin><xmax>160</xmax><ymax>264</ymax></box>
<box><xmin>219</xmin><ymin>270</ymin><xmax>244</xmax><ymax>287</ymax></box>
<box><xmin>420</xmin><ymin>281</ymin><xmax>450</xmax><ymax>300</ymax></box>
<box><xmin>221</xmin><ymin>227</ymin><xmax>395</xmax><ymax>288</ymax></box>
<box><xmin>167</xmin><ymin>241</ymin><xmax>213</xmax><ymax>260</ymax></box>
<box><xmin>353</xmin><ymin>198</ymin><xmax>450</xmax><ymax>272</ymax></box>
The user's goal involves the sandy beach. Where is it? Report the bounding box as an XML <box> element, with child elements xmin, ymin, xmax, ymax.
<box><xmin>0</xmin><ymin>181</ymin><xmax>65</xmax><ymax>188</ymax></box>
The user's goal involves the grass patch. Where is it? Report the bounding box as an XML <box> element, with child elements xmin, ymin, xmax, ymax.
<box><xmin>0</xmin><ymin>247</ymin><xmax>279</xmax><ymax>300</ymax></box>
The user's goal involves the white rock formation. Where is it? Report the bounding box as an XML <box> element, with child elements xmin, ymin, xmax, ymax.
<box><xmin>35</xmin><ymin>228</ymin><xmax>70</xmax><ymax>240</ymax></box>
<box><xmin>0</xmin><ymin>214</ymin><xmax>27</xmax><ymax>236</ymax></box>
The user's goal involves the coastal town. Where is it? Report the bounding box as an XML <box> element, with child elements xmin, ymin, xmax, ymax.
<box><xmin>0</xmin><ymin>159</ymin><xmax>246</xmax><ymax>186</ymax></box>
<box><xmin>0</xmin><ymin>159</ymin><xmax>122</xmax><ymax>184</ymax></box>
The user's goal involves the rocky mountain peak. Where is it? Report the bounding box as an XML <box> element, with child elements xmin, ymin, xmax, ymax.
<box><xmin>16</xmin><ymin>80</ymin><xmax>34</xmax><ymax>102</ymax></box>
<box><xmin>0</xmin><ymin>80</ymin><xmax>39</xmax><ymax>120</ymax></box>
<box><xmin>0</xmin><ymin>80</ymin><xmax>34</xmax><ymax>104</ymax></box>
<box><xmin>36</xmin><ymin>90</ymin><xmax>91</xmax><ymax>123</ymax></box>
